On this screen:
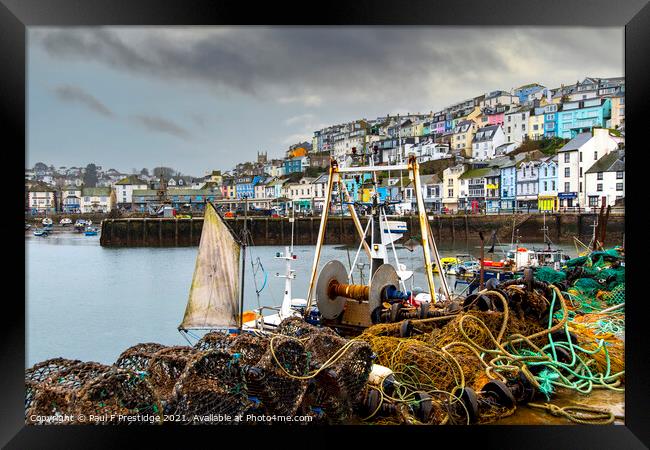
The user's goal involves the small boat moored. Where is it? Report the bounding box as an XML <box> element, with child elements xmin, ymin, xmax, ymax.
<box><xmin>33</xmin><ymin>228</ymin><xmax>49</xmax><ymax>237</ymax></box>
<box><xmin>84</xmin><ymin>226</ymin><xmax>99</xmax><ymax>236</ymax></box>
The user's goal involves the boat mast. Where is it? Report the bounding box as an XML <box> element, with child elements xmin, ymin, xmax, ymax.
<box><xmin>238</xmin><ymin>196</ymin><xmax>248</xmax><ymax>330</ymax></box>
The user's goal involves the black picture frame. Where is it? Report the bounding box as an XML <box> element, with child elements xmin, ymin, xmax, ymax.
<box><xmin>3</xmin><ymin>0</ymin><xmax>648</xmax><ymax>447</ymax></box>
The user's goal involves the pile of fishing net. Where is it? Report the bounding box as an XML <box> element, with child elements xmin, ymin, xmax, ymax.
<box><xmin>25</xmin><ymin>319</ymin><xmax>374</xmax><ymax>425</ymax></box>
<box><xmin>355</xmin><ymin>274</ymin><xmax>625</xmax><ymax>425</ymax></box>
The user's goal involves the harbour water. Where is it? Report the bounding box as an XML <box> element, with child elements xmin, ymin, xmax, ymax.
<box><xmin>25</xmin><ymin>231</ymin><xmax>578</xmax><ymax>366</ymax></box>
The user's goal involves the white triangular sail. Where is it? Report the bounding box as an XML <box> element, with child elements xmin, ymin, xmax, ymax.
<box><xmin>179</xmin><ymin>202</ymin><xmax>241</xmax><ymax>329</ymax></box>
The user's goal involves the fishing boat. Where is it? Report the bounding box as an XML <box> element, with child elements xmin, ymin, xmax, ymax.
<box><xmin>445</xmin><ymin>254</ymin><xmax>481</xmax><ymax>277</ymax></box>
<box><xmin>42</xmin><ymin>218</ymin><xmax>53</xmax><ymax>227</ymax></box>
<box><xmin>301</xmin><ymin>155</ymin><xmax>455</xmax><ymax>335</ymax></box>
<box><xmin>84</xmin><ymin>226</ymin><xmax>99</xmax><ymax>236</ymax></box>
<box><xmin>243</xmin><ymin>207</ymin><xmax>307</xmax><ymax>330</ymax></box>
<box><xmin>60</xmin><ymin>218</ymin><xmax>72</xmax><ymax>226</ymax></box>
<box><xmin>74</xmin><ymin>219</ymin><xmax>87</xmax><ymax>232</ymax></box>
<box><xmin>33</xmin><ymin>228</ymin><xmax>49</xmax><ymax>237</ymax></box>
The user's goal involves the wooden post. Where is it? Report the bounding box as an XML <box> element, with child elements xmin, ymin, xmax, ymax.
<box><xmin>451</xmin><ymin>216</ymin><xmax>455</xmax><ymax>241</ymax></box>
<box><xmin>465</xmin><ymin>214</ymin><xmax>469</xmax><ymax>240</ymax></box>
<box><xmin>281</xmin><ymin>216</ymin><xmax>285</xmax><ymax>245</ymax></box>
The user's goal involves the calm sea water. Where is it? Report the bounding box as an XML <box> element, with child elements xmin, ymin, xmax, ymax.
<box><xmin>25</xmin><ymin>231</ymin><xmax>578</xmax><ymax>367</ymax></box>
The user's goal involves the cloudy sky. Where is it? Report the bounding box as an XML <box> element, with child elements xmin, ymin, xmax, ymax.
<box><xmin>28</xmin><ymin>27</ymin><xmax>623</xmax><ymax>176</ymax></box>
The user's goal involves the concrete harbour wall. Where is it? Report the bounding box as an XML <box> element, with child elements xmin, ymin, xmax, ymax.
<box><xmin>100</xmin><ymin>214</ymin><xmax>625</xmax><ymax>248</ymax></box>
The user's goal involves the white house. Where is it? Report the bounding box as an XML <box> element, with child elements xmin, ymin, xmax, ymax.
<box><xmin>471</xmin><ymin>125</ymin><xmax>506</xmax><ymax>160</ymax></box>
<box><xmin>516</xmin><ymin>159</ymin><xmax>541</xmax><ymax>210</ymax></box>
<box><xmin>404</xmin><ymin>174</ymin><xmax>442</xmax><ymax>212</ymax></box>
<box><xmin>411</xmin><ymin>139</ymin><xmax>451</xmax><ymax>162</ymax></box>
<box><xmin>81</xmin><ymin>187</ymin><xmax>115</xmax><ymax>213</ymax></box>
<box><xmin>27</xmin><ymin>183</ymin><xmax>57</xmax><ymax>214</ymax></box>
<box><xmin>557</xmin><ymin>128</ymin><xmax>622</xmax><ymax>208</ymax></box>
<box><xmin>114</xmin><ymin>175</ymin><xmax>148</xmax><ymax>210</ymax></box>
<box><xmin>504</xmin><ymin>106</ymin><xmax>531</xmax><ymax>145</ymax></box>
<box><xmin>584</xmin><ymin>149</ymin><xmax>624</xmax><ymax>208</ymax></box>
<box><xmin>61</xmin><ymin>185</ymin><xmax>82</xmax><ymax>214</ymax></box>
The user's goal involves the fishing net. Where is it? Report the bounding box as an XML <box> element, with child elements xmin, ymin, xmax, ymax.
<box><xmin>535</xmin><ymin>267</ymin><xmax>566</xmax><ymax>284</ymax></box>
<box><xmin>115</xmin><ymin>343</ymin><xmax>167</xmax><ymax>373</ymax></box>
<box><xmin>147</xmin><ymin>346</ymin><xmax>199</xmax><ymax>403</ymax></box>
<box><xmin>601</xmin><ymin>283</ymin><xmax>625</xmax><ymax>306</ymax></box>
<box><xmin>167</xmin><ymin>350</ymin><xmax>255</xmax><ymax>424</ymax></box>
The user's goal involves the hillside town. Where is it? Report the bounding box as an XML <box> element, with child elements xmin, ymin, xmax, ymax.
<box><xmin>26</xmin><ymin>77</ymin><xmax>625</xmax><ymax>217</ymax></box>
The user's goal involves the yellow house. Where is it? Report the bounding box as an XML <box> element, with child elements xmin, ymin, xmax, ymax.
<box><xmin>609</xmin><ymin>95</ymin><xmax>625</xmax><ymax>129</ymax></box>
<box><xmin>442</xmin><ymin>164</ymin><xmax>467</xmax><ymax>212</ymax></box>
<box><xmin>528</xmin><ymin>111</ymin><xmax>545</xmax><ymax>140</ymax></box>
<box><xmin>452</xmin><ymin>120</ymin><xmax>477</xmax><ymax>158</ymax></box>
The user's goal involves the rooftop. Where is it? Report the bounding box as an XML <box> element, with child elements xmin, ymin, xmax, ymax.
<box><xmin>585</xmin><ymin>150</ymin><xmax>625</xmax><ymax>174</ymax></box>
<box><xmin>558</xmin><ymin>133</ymin><xmax>592</xmax><ymax>152</ymax></box>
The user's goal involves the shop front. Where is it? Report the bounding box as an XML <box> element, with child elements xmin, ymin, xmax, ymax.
<box><xmin>538</xmin><ymin>195</ymin><xmax>559</xmax><ymax>213</ymax></box>
<box><xmin>558</xmin><ymin>192</ymin><xmax>577</xmax><ymax>208</ymax></box>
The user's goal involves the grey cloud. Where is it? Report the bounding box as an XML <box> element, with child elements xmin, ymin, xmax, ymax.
<box><xmin>53</xmin><ymin>85</ymin><xmax>114</xmax><ymax>117</ymax></box>
<box><xmin>132</xmin><ymin>115</ymin><xmax>191</xmax><ymax>140</ymax></box>
<box><xmin>34</xmin><ymin>27</ymin><xmax>623</xmax><ymax>112</ymax></box>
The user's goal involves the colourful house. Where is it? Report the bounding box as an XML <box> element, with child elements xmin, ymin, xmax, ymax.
<box><xmin>538</xmin><ymin>155</ymin><xmax>559</xmax><ymax>212</ymax></box>
<box><xmin>556</xmin><ymin>98</ymin><xmax>611</xmax><ymax>139</ymax></box>
<box><xmin>543</xmin><ymin>103</ymin><xmax>560</xmax><ymax>138</ymax></box>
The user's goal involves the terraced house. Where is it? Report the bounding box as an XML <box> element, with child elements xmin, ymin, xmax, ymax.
<box><xmin>452</xmin><ymin>120</ymin><xmax>477</xmax><ymax>158</ymax></box>
<box><xmin>538</xmin><ymin>155</ymin><xmax>559</xmax><ymax>212</ymax></box>
<box><xmin>556</xmin><ymin>98</ymin><xmax>611</xmax><ymax>139</ymax></box>
<box><xmin>80</xmin><ymin>187</ymin><xmax>114</xmax><ymax>213</ymax></box>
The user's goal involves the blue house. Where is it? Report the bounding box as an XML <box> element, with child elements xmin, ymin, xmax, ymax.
<box><xmin>284</xmin><ymin>156</ymin><xmax>306</xmax><ymax>174</ymax></box>
<box><xmin>556</xmin><ymin>98</ymin><xmax>611</xmax><ymax>139</ymax></box>
<box><xmin>543</xmin><ymin>103</ymin><xmax>559</xmax><ymax>138</ymax></box>
<box><xmin>236</xmin><ymin>175</ymin><xmax>262</xmax><ymax>199</ymax></box>
<box><xmin>513</xmin><ymin>84</ymin><xmax>546</xmax><ymax>103</ymax></box>
<box><xmin>500</xmin><ymin>161</ymin><xmax>517</xmax><ymax>211</ymax></box>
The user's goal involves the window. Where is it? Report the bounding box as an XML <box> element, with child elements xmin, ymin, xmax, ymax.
<box><xmin>534</xmin><ymin>124</ymin><xmax>539</xmax><ymax>131</ymax></box>
<box><xmin>579</xmin><ymin>152</ymin><xmax>582</xmax><ymax>162</ymax></box>
<box><xmin>564</xmin><ymin>182</ymin><xmax>570</xmax><ymax>193</ymax></box>
<box><xmin>521</xmin><ymin>113</ymin><xmax>526</xmax><ymax>120</ymax></box>
<box><xmin>564</xmin><ymin>167</ymin><xmax>570</xmax><ymax>177</ymax></box>
<box><xmin>616</xmin><ymin>183</ymin><xmax>623</xmax><ymax>191</ymax></box>
<box><xmin>552</xmin><ymin>181</ymin><xmax>556</xmax><ymax>190</ymax></box>
<box><xmin>448</xmin><ymin>189</ymin><xmax>454</xmax><ymax>197</ymax></box>
<box><xmin>597</xmin><ymin>172</ymin><xmax>603</xmax><ymax>180</ymax></box>
<box><xmin>508</xmin><ymin>116</ymin><xmax>511</xmax><ymax>122</ymax></box>
<box><xmin>522</xmin><ymin>124</ymin><xmax>526</xmax><ymax>131</ymax></box>
<box><xmin>544</xmin><ymin>181</ymin><xmax>548</xmax><ymax>191</ymax></box>
<box><xmin>594</xmin><ymin>151</ymin><xmax>598</xmax><ymax>160</ymax></box>
<box><xmin>579</xmin><ymin>168</ymin><xmax>582</xmax><ymax>177</ymax></box>
<box><xmin>616</xmin><ymin>171</ymin><xmax>623</xmax><ymax>179</ymax></box>
<box><xmin>589</xmin><ymin>196</ymin><xmax>598</xmax><ymax>207</ymax></box>
<box><xmin>564</xmin><ymin>153</ymin><xmax>570</xmax><ymax>163</ymax></box>
<box><xmin>597</xmin><ymin>184</ymin><xmax>603</xmax><ymax>192</ymax></box>
<box><xmin>507</xmin><ymin>127</ymin><xmax>511</xmax><ymax>133</ymax></box>
<box><xmin>544</xmin><ymin>167</ymin><xmax>548</xmax><ymax>177</ymax></box>
<box><xmin>580</xmin><ymin>182</ymin><xmax>583</xmax><ymax>193</ymax></box>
